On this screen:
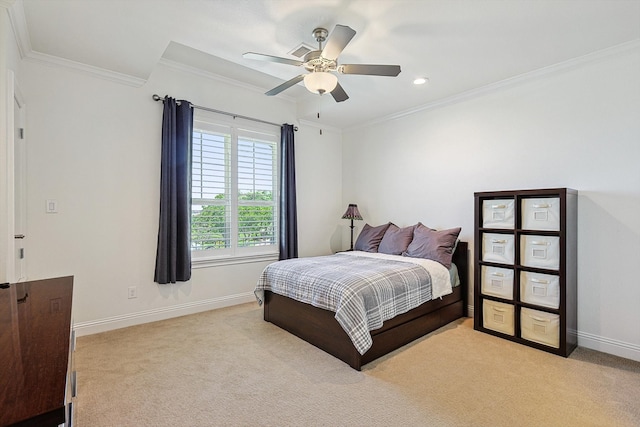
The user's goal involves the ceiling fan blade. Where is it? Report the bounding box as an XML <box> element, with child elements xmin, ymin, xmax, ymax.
<box><xmin>330</xmin><ymin>83</ymin><xmax>349</xmax><ymax>103</ymax></box>
<box><xmin>265</xmin><ymin>75</ymin><xmax>305</xmax><ymax>96</ymax></box>
<box><xmin>321</xmin><ymin>25</ymin><xmax>356</xmax><ymax>61</ymax></box>
<box><xmin>339</xmin><ymin>64</ymin><xmax>401</xmax><ymax>77</ymax></box>
<box><xmin>243</xmin><ymin>52</ymin><xmax>303</xmax><ymax>67</ymax></box>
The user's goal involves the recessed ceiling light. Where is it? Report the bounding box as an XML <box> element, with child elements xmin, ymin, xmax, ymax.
<box><xmin>413</xmin><ymin>77</ymin><xmax>429</xmax><ymax>85</ymax></box>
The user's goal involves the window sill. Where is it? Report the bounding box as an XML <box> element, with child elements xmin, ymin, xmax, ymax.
<box><xmin>192</xmin><ymin>252</ymin><xmax>279</xmax><ymax>269</ymax></box>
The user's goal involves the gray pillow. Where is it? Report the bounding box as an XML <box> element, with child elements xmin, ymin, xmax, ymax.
<box><xmin>403</xmin><ymin>223</ymin><xmax>461</xmax><ymax>268</ymax></box>
<box><xmin>354</xmin><ymin>223</ymin><xmax>390</xmax><ymax>252</ymax></box>
<box><xmin>378</xmin><ymin>223</ymin><xmax>416</xmax><ymax>255</ymax></box>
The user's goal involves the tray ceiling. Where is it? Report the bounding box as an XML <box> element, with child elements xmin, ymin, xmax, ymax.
<box><xmin>14</xmin><ymin>0</ymin><xmax>640</xmax><ymax>129</ymax></box>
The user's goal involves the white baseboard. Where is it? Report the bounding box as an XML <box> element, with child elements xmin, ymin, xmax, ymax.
<box><xmin>577</xmin><ymin>331</ymin><xmax>640</xmax><ymax>362</ymax></box>
<box><xmin>73</xmin><ymin>292</ymin><xmax>256</xmax><ymax>337</ymax></box>
<box><xmin>467</xmin><ymin>304</ymin><xmax>639</xmax><ymax>362</ymax></box>
<box><xmin>77</xmin><ymin>299</ymin><xmax>640</xmax><ymax>362</ymax></box>
<box><xmin>467</xmin><ymin>305</ymin><xmax>474</xmax><ymax>318</ymax></box>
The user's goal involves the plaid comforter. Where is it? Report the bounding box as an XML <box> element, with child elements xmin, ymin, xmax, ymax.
<box><xmin>255</xmin><ymin>251</ymin><xmax>451</xmax><ymax>355</ymax></box>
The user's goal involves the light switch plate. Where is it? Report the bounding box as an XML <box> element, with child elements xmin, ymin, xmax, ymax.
<box><xmin>46</xmin><ymin>199</ymin><xmax>58</xmax><ymax>213</ymax></box>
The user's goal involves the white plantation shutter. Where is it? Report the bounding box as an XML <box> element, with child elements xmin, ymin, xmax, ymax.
<box><xmin>237</xmin><ymin>132</ymin><xmax>277</xmax><ymax>248</ymax></box>
<box><xmin>191</xmin><ymin>113</ymin><xmax>278</xmax><ymax>259</ymax></box>
<box><xmin>191</xmin><ymin>126</ymin><xmax>231</xmax><ymax>251</ymax></box>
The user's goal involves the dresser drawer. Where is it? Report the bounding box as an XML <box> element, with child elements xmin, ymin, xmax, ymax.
<box><xmin>482</xmin><ymin>199</ymin><xmax>514</xmax><ymax>229</ymax></box>
<box><xmin>520</xmin><ymin>271</ymin><xmax>560</xmax><ymax>309</ymax></box>
<box><xmin>481</xmin><ymin>266</ymin><xmax>514</xmax><ymax>299</ymax></box>
<box><xmin>521</xmin><ymin>197</ymin><xmax>560</xmax><ymax>231</ymax></box>
<box><xmin>521</xmin><ymin>307</ymin><xmax>560</xmax><ymax>348</ymax></box>
<box><xmin>482</xmin><ymin>233</ymin><xmax>515</xmax><ymax>265</ymax></box>
<box><xmin>520</xmin><ymin>235</ymin><xmax>560</xmax><ymax>270</ymax></box>
<box><xmin>482</xmin><ymin>300</ymin><xmax>515</xmax><ymax>336</ymax></box>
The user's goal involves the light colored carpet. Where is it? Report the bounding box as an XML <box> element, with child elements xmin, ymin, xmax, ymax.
<box><xmin>75</xmin><ymin>303</ymin><xmax>640</xmax><ymax>427</ymax></box>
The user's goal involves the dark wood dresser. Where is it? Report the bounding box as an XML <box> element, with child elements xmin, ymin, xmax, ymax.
<box><xmin>0</xmin><ymin>276</ymin><xmax>74</xmax><ymax>427</ymax></box>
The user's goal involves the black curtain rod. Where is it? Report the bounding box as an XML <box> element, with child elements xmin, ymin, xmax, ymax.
<box><xmin>152</xmin><ymin>94</ymin><xmax>297</xmax><ymax>131</ymax></box>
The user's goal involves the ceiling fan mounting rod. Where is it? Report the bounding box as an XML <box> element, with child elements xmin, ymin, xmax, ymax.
<box><xmin>313</xmin><ymin>27</ymin><xmax>328</xmax><ymax>49</ymax></box>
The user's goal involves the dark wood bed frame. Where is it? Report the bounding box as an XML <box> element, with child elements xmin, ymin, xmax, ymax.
<box><xmin>263</xmin><ymin>241</ymin><xmax>468</xmax><ymax>370</ymax></box>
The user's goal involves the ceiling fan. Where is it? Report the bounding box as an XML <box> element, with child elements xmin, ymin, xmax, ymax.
<box><xmin>243</xmin><ymin>24</ymin><xmax>401</xmax><ymax>102</ymax></box>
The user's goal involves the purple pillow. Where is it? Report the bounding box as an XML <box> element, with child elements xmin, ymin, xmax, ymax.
<box><xmin>354</xmin><ymin>223</ymin><xmax>391</xmax><ymax>252</ymax></box>
<box><xmin>404</xmin><ymin>223</ymin><xmax>461</xmax><ymax>268</ymax></box>
<box><xmin>378</xmin><ymin>223</ymin><xmax>416</xmax><ymax>255</ymax></box>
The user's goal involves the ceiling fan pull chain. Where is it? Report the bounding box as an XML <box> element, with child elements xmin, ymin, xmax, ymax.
<box><xmin>317</xmin><ymin>106</ymin><xmax>323</xmax><ymax>135</ymax></box>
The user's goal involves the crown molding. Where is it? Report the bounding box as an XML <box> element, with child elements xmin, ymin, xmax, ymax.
<box><xmin>7</xmin><ymin>0</ymin><xmax>145</xmax><ymax>87</ymax></box>
<box><xmin>346</xmin><ymin>39</ymin><xmax>640</xmax><ymax>133</ymax></box>
<box><xmin>24</xmin><ymin>50</ymin><xmax>146</xmax><ymax>87</ymax></box>
<box><xmin>157</xmin><ymin>57</ymin><xmax>297</xmax><ymax>104</ymax></box>
<box><xmin>6</xmin><ymin>0</ymin><xmax>292</xmax><ymax>96</ymax></box>
<box><xmin>6</xmin><ymin>0</ymin><xmax>31</xmax><ymax>58</ymax></box>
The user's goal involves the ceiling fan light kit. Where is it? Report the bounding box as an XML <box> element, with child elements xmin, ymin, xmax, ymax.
<box><xmin>303</xmin><ymin>72</ymin><xmax>338</xmax><ymax>95</ymax></box>
<box><xmin>243</xmin><ymin>24</ymin><xmax>401</xmax><ymax>103</ymax></box>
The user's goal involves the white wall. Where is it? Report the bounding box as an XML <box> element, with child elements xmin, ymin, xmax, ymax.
<box><xmin>343</xmin><ymin>46</ymin><xmax>640</xmax><ymax>361</ymax></box>
<box><xmin>18</xmin><ymin>58</ymin><xmax>342</xmax><ymax>335</ymax></box>
<box><xmin>294</xmin><ymin>122</ymin><xmax>345</xmax><ymax>255</ymax></box>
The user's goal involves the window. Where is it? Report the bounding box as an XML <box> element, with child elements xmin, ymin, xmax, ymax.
<box><xmin>191</xmin><ymin>112</ymin><xmax>278</xmax><ymax>262</ymax></box>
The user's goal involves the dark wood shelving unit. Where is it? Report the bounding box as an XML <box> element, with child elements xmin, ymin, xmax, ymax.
<box><xmin>474</xmin><ymin>188</ymin><xmax>577</xmax><ymax>357</ymax></box>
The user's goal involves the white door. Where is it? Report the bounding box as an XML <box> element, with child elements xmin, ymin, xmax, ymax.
<box><xmin>13</xmin><ymin>94</ymin><xmax>26</xmax><ymax>282</ymax></box>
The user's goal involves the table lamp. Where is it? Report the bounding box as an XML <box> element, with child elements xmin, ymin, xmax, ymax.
<box><xmin>341</xmin><ymin>204</ymin><xmax>363</xmax><ymax>250</ymax></box>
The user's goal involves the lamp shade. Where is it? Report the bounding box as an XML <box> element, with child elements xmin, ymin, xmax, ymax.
<box><xmin>341</xmin><ymin>204</ymin><xmax>363</xmax><ymax>220</ymax></box>
<box><xmin>304</xmin><ymin>72</ymin><xmax>338</xmax><ymax>95</ymax></box>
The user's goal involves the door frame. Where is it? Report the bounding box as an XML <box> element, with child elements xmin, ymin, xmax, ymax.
<box><xmin>13</xmin><ymin>75</ymin><xmax>26</xmax><ymax>282</ymax></box>
<box><xmin>5</xmin><ymin>70</ymin><xmax>27</xmax><ymax>283</ymax></box>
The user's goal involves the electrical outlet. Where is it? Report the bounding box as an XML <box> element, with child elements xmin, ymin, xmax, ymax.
<box><xmin>127</xmin><ymin>286</ymin><xmax>137</xmax><ymax>299</ymax></box>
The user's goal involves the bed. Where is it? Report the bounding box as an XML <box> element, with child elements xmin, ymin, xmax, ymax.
<box><xmin>254</xmin><ymin>223</ymin><xmax>468</xmax><ymax>370</ymax></box>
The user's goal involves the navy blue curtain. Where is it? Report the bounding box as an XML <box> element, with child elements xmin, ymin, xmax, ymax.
<box><xmin>154</xmin><ymin>97</ymin><xmax>193</xmax><ymax>284</ymax></box>
<box><xmin>279</xmin><ymin>124</ymin><xmax>298</xmax><ymax>260</ymax></box>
